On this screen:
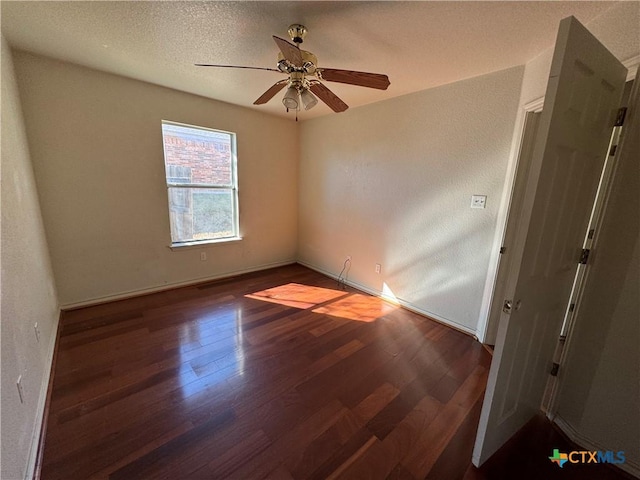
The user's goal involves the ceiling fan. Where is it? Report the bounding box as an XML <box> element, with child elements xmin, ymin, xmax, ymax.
<box><xmin>196</xmin><ymin>24</ymin><xmax>390</xmax><ymax>114</ymax></box>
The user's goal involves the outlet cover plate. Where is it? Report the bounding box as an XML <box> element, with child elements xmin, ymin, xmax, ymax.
<box><xmin>471</xmin><ymin>195</ymin><xmax>487</xmax><ymax>209</ymax></box>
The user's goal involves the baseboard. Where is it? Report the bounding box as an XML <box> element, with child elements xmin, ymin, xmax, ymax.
<box><xmin>297</xmin><ymin>261</ymin><xmax>477</xmax><ymax>338</ymax></box>
<box><xmin>553</xmin><ymin>414</ymin><xmax>640</xmax><ymax>479</ymax></box>
<box><xmin>24</xmin><ymin>309</ymin><xmax>61</xmax><ymax>480</ymax></box>
<box><xmin>61</xmin><ymin>260</ymin><xmax>297</xmax><ymax>310</ymax></box>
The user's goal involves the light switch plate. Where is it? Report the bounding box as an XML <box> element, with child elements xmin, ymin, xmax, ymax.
<box><xmin>471</xmin><ymin>195</ymin><xmax>487</xmax><ymax>209</ymax></box>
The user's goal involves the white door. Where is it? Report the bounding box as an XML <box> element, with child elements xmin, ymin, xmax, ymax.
<box><xmin>472</xmin><ymin>16</ymin><xmax>627</xmax><ymax>466</ymax></box>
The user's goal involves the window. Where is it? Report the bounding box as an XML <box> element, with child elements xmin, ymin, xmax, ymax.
<box><xmin>161</xmin><ymin>121</ymin><xmax>239</xmax><ymax>246</ymax></box>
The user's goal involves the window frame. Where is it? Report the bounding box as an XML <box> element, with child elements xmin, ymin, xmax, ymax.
<box><xmin>161</xmin><ymin>120</ymin><xmax>240</xmax><ymax>248</ymax></box>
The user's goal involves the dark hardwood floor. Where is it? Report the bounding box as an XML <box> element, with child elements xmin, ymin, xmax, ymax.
<box><xmin>39</xmin><ymin>264</ymin><xmax>632</xmax><ymax>480</ymax></box>
<box><xmin>41</xmin><ymin>264</ymin><xmax>489</xmax><ymax>479</ymax></box>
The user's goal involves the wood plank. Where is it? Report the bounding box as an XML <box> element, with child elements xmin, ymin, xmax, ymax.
<box><xmin>352</xmin><ymin>382</ymin><xmax>400</xmax><ymax>423</ymax></box>
<box><xmin>400</xmin><ymin>365</ymin><xmax>489</xmax><ymax>478</ymax></box>
<box><xmin>107</xmin><ymin>409</ymin><xmax>236</xmax><ymax>480</ymax></box>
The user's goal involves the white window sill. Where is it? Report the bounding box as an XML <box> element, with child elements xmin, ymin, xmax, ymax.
<box><xmin>168</xmin><ymin>237</ymin><xmax>242</xmax><ymax>251</ymax></box>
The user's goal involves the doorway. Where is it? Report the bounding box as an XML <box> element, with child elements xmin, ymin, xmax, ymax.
<box><xmin>483</xmin><ymin>106</ymin><xmax>543</xmax><ymax>347</ymax></box>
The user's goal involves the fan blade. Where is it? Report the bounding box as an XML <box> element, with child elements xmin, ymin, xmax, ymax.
<box><xmin>272</xmin><ymin>36</ymin><xmax>303</xmax><ymax>67</ymax></box>
<box><xmin>309</xmin><ymin>82</ymin><xmax>348</xmax><ymax>113</ymax></box>
<box><xmin>195</xmin><ymin>64</ymin><xmax>281</xmax><ymax>73</ymax></box>
<box><xmin>253</xmin><ymin>80</ymin><xmax>289</xmax><ymax>105</ymax></box>
<box><xmin>318</xmin><ymin>68</ymin><xmax>390</xmax><ymax>90</ymax></box>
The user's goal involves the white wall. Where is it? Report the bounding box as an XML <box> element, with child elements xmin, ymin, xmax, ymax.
<box><xmin>554</xmin><ymin>78</ymin><xmax>639</xmax><ymax>474</ymax></box>
<box><xmin>1</xmin><ymin>37</ymin><xmax>60</xmax><ymax>479</ymax></box>
<box><xmin>298</xmin><ymin>66</ymin><xmax>524</xmax><ymax>333</ymax></box>
<box><xmin>12</xmin><ymin>52</ymin><xmax>299</xmax><ymax>306</ymax></box>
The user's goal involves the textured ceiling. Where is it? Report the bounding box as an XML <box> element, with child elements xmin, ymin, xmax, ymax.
<box><xmin>1</xmin><ymin>1</ymin><xmax>620</xmax><ymax>120</ymax></box>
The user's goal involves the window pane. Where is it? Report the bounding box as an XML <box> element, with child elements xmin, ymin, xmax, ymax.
<box><xmin>162</xmin><ymin>123</ymin><xmax>232</xmax><ymax>186</ymax></box>
<box><xmin>166</xmin><ymin>165</ymin><xmax>192</xmax><ymax>185</ymax></box>
<box><xmin>168</xmin><ymin>188</ymin><xmax>235</xmax><ymax>243</ymax></box>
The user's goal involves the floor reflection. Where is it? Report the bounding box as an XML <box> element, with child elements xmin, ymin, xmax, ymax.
<box><xmin>177</xmin><ymin>306</ymin><xmax>245</xmax><ymax>399</ymax></box>
<box><xmin>176</xmin><ymin>285</ymin><xmax>398</xmax><ymax>399</ymax></box>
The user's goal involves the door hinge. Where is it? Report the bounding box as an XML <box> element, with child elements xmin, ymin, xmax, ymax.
<box><xmin>550</xmin><ymin>362</ymin><xmax>560</xmax><ymax>377</ymax></box>
<box><xmin>579</xmin><ymin>248</ymin><xmax>590</xmax><ymax>265</ymax></box>
<box><xmin>615</xmin><ymin>107</ymin><xmax>627</xmax><ymax>127</ymax></box>
<box><xmin>499</xmin><ymin>246</ymin><xmax>507</xmax><ymax>254</ymax></box>
<box><xmin>587</xmin><ymin>229</ymin><xmax>595</xmax><ymax>240</ymax></box>
<box><xmin>609</xmin><ymin>144</ymin><xmax>617</xmax><ymax>156</ymax></box>
<box><xmin>568</xmin><ymin>303</ymin><xmax>575</xmax><ymax>312</ymax></box>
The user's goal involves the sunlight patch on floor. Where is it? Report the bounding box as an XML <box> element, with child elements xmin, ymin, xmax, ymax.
<box><xmin>313</xmin><ymin>293</ymin><xmax>398</xmax><ymax>322</ymax></box>
<box><xmin>245</xmin><ymin>282</ymin><xmax>348</xmax><ymax>309</ymax></box>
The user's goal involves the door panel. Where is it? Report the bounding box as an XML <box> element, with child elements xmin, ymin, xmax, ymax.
<box><xmin>472</xmin><ymin>16</ymin><xmax>627</xmax><ymax>466</ymax></box>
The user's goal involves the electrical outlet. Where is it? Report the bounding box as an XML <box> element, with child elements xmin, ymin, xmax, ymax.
<box><xmin>16</xmin><ymin>376</ymin><xmax>24</xmax><ymax>404</ymax></box>
<box><xmin>375</xmin><ymin>263</ymin><xmax>381</xmax><ymax>274</ymax></box>
<box><xmin>471</xmin><ymin>195</ymin><xmax>487</xmax><ymax>209</ymax></box>
<box><xmin>200</xmin><ymin>252</ymin><xmax>207</xmax><ymax>261</ymax></box>
<box><xmin>34</xmin><ymin>323</ymin><xmax>40</xmax><ymax>343</ymax></box>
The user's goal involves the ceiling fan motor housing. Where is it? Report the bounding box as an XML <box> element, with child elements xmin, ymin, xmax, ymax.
<box><xmin>276</xmin><ymin>50</ymin><xmax>317</xmax><ymax>74</ymax></box>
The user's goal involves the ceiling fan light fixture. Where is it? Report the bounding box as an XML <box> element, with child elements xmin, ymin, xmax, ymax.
<box><xmin>282</xmin><ymin>86</ymin><xmax>299</xmax><ymax>110</ymax></box>
<box><xmin>300</xmin><ymin>88</ymin><xmax>318</xmax><ymax>110</ymax></box>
